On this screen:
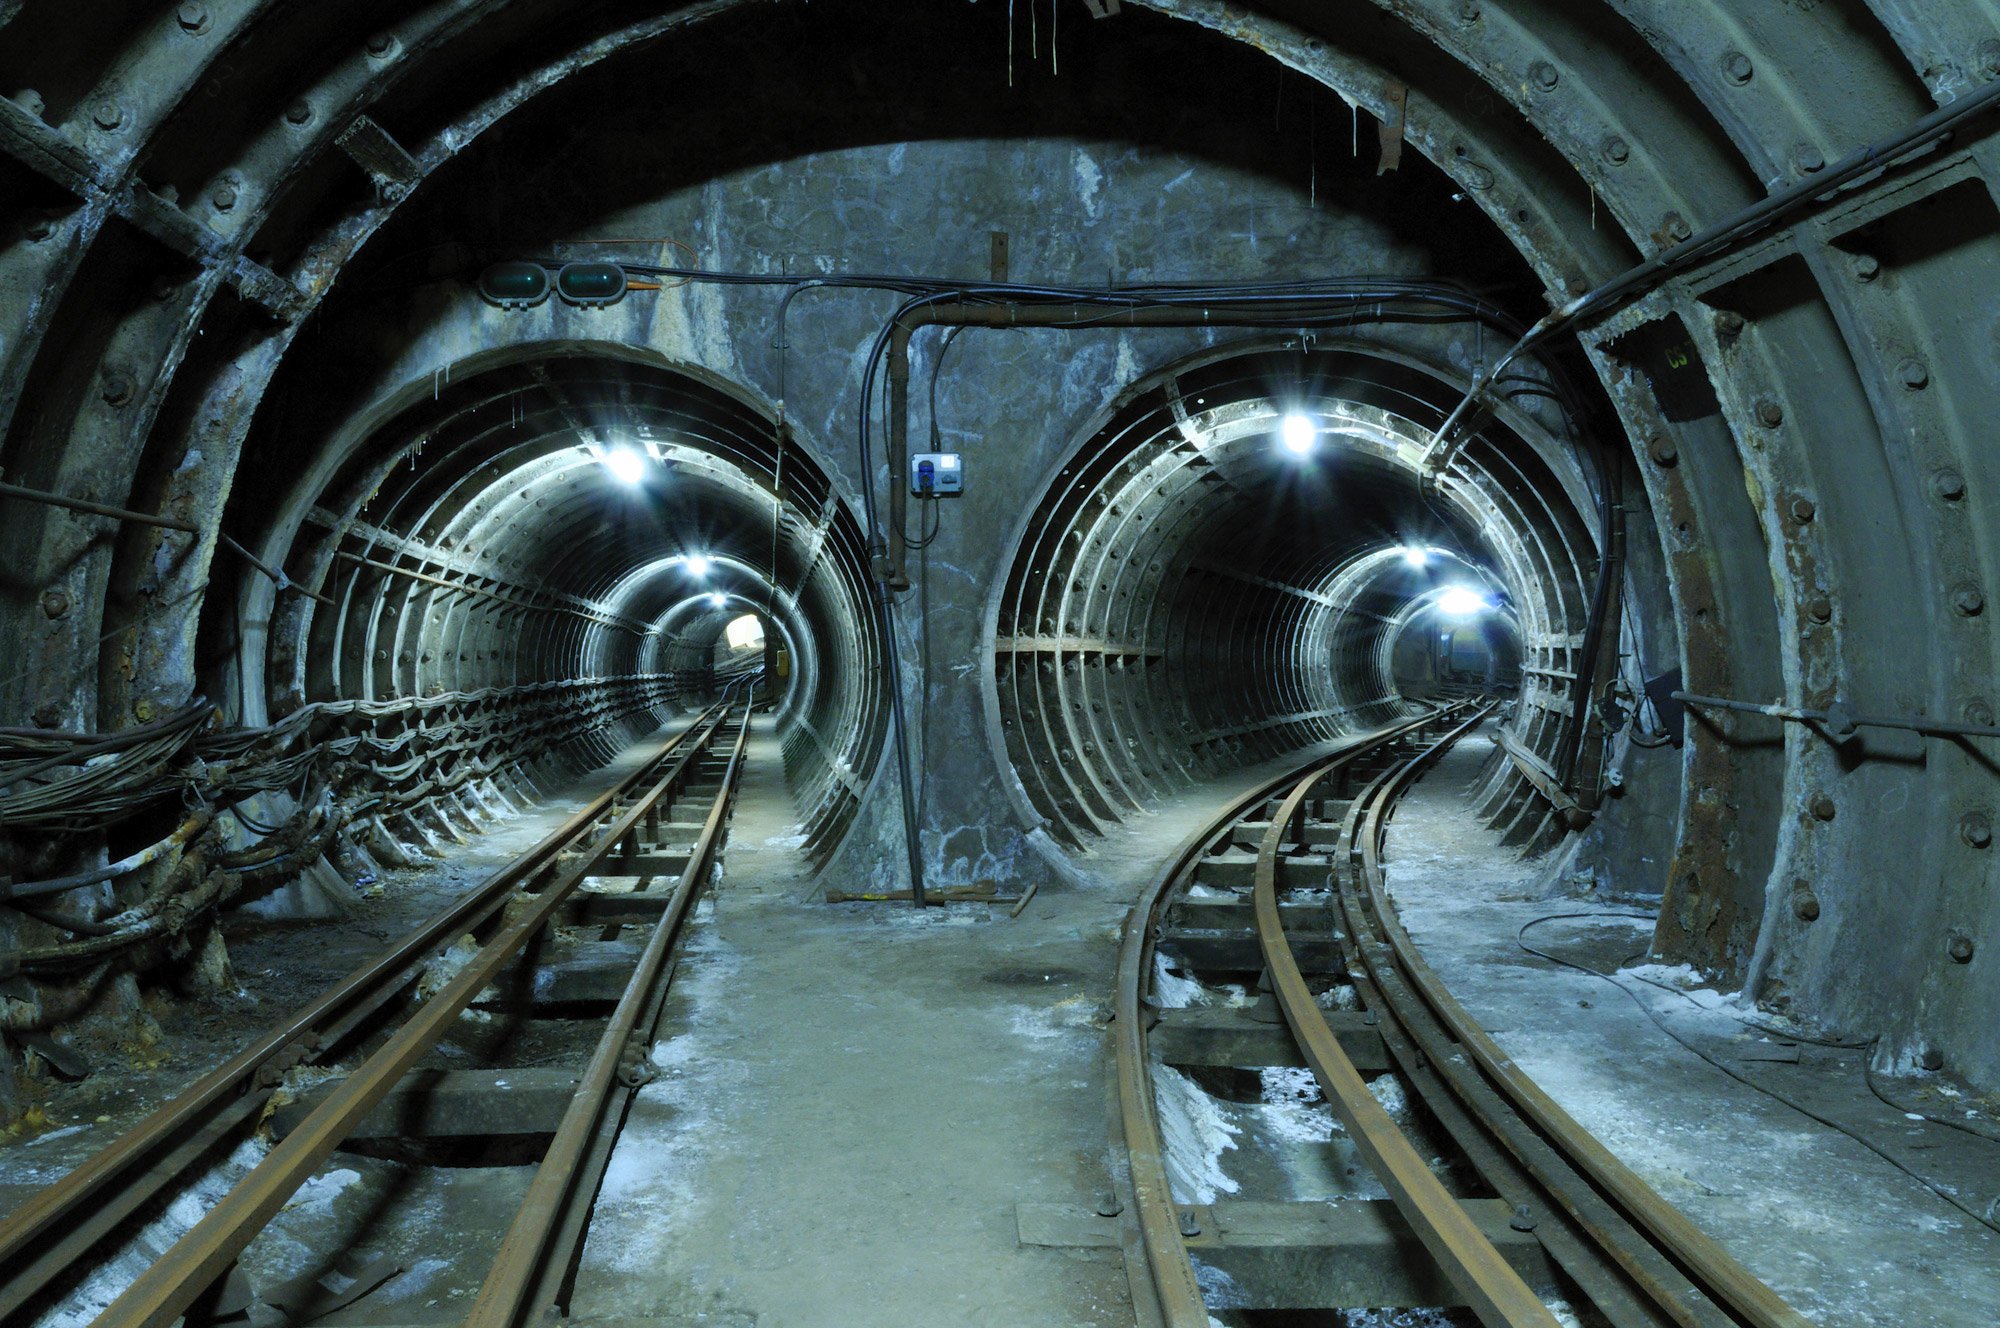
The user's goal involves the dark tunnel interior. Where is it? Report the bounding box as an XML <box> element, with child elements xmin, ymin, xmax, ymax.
<box><xmin>3</xmin><ymin>0</ymin><xmax>2000</xmax><ymax>1320</ymax></box>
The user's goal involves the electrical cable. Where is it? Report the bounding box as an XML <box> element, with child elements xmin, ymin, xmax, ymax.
<box><xmin>1516</xmin><ymin>911</ymin><xmax>2000</xmax><ymax>1232</ymax></box>
<box><xmin>1426</xmin><ymin>71</ymin><xmax>2000</xmax><ymax>467</ymax></box>
<box><xmin>916</xmin><ymin>499</ymin><xmax>936</xmax><ymax>828</ymax></box>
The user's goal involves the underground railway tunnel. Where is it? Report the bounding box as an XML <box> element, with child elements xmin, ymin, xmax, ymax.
<box><xmin>1</xmin><ymin>2</ymin><xmax>1998</xmax><ymax>1326</ymax></box>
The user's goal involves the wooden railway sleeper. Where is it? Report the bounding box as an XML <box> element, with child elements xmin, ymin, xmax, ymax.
<box><xmin>1336</xmin><ymin>934</ymin><xmax>1696</xmax><ymax>1328</ymax></box>
<box><xmin>77</xmin><ymin>704</ymin><xmax>739</xmax><ymax>1328</ymax></box>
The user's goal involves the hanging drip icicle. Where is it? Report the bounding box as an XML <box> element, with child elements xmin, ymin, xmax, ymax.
<box><xmin>1008</xmin><ymin>0</ymin><xmax>1015</xmax><ymax>87</ymax></box>
<box><xmin>1309</xmin><ymin>85</ymin><xmax>1317</xmax><ymax>209</ymax></box>
<box><xmin>1052</xmin><ymin>0</ymin><xmax>1059</xmax><ymax>77</ymax></box>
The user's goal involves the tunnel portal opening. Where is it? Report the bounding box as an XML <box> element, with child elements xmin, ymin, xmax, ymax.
<box><xmin>197</xmin><ymin>350</ymin><xmax>886</xmax><ymax>870</ymax></box>
<box><xmin>991</xmin><ymin>345</ymin><xmax>1603</xmax><ymax>850</ymax></box>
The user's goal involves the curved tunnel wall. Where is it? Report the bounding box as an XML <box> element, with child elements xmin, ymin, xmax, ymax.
<box><xmin>993</xmin><ymin>345</ymin><xmax>1602</xmax><ymax>848</ymax></box>
<box><xmin>0</xmin><ymin>0</ymin><xmax>1995</xmax><ymax>1092</ymax></box>
<box><xmin>208</xmin><ymin>349</ymin><xmax>888</xmax><ymax>865</ymax></box>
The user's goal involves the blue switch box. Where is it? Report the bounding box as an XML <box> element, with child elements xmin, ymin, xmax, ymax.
<box><xmin>910</xmin><ymin>452</ymin><xmax>964</xmax><ymax>496</ymax></box>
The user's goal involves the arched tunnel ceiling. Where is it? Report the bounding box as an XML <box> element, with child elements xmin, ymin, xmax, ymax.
<box><xmin>991</xmin><ymin>344</ymin><xmax>1581</xmax><ymax>846</ymax></box>
<box><xmin>0</xmin><ymin>0</ymin><xmax>1997</xmax><ymax>1095</ymax></box>
<box><xmin>222</xmin><ymin>349</ymin><xmax>890</xmax><ymax>862</ymax></box>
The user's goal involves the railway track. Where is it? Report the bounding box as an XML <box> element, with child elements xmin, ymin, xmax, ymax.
<box><xmin>1</xmin><ymin>688</ymin><xmax>756</xmax><ymax>1328</ymax></box>
<box><xmin>1110</xmin><ymin>704</ymin><xmax>1817</xmax><ymax>1328</ymax></box>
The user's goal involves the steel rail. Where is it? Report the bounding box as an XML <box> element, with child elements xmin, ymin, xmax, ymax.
<box><xmin>468</xmin><ymin>693</ymin><xmax>754</xmax><ymax>1327</ymax></box>
<box><xmin>1347</xmin><ymin>715</ymin><xmax>1817</xmax><ymax>1328</ymax></box>
<box><xmin>1329</xmin><ymin>711</ymin><xmax>1728</xmax><ymax>1328</ymax></box>
<box><xmin>1251</xmin><ymin>708</ymin><xmax>1563</xmax><ymax>1328</ymax></box>
<box><xmin>85</xmin><ymin>703</ymin><xmax>740</xmax><ymax>1328</ymax></box>
<box><xmin>0</xmin><ymin>708</ymin><xmax>722</xmax><ymax>1323</ymax></box>
<box><xmin>1110</xmin><ymin>710</ymin><xmax>1445</xmax><ymax>1327</ymax></box>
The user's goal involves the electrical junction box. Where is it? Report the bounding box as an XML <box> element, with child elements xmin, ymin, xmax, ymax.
<box><xmin>910</xmin><ymin>452</ymin><xmax>964</xmax><ymax>496</ymax></box>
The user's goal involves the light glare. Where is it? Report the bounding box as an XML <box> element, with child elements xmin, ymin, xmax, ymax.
<box><xmin>707</xmin><ymin>592</ymin><xmax>727</xmax><ymax>607</ymax></box>
<box><xmin>1400</xmin><ymin>546</ymin><xmax>1430</xmax><ymax>569</ymax></box>
<box><xmin>1437</xmin><ymin>586</ymin><xmax>1490</xmax><ymax>617</ymax></box>
<box><xmin>683</xmin><ymin>554</ymin><xmax>711</xmax><ymax>577</ymax></box>
<box><xmin>603</xmin><ymin>446</ymin><xmax>646</xmax><ymax>485</ymax></box>
<box><xmin>1279</xmin><ymin>413</ymin><xmax>1317</xmax><ymax>456</ymax></box>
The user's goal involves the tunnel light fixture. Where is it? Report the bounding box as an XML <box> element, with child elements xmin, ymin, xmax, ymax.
<box><xmin>683</xmin><ymin>553</ymin><xmax>711</xmax><ymax>578</ymax></box>
<box><xmin>1279</xmin><ymin>413</ymin><xmax>1318</xmax><ymax>456</ymax></box>
<box><xmin>1437</xmin><ymin>586</ymin><xmax>1491</xmax><ymax>617</ymax></box>
<box><xmin>707</xmin><ymin>592</ymin><xmax>727</xmax><ymax>607</ymax></box>
<box><xmin>1400</xmin><ymin>546</ymin><xmax>1430</xmax><ymax>569</ymax></box>
<box><xmin>476</xmin><ymin>261</ymin><xmax>551</xmax><ymax>310</ymax></box>
<box><xmin>555</xmin><ymin>260</ymin><xmax>629</xmax><ymax>308</ymax></box>
<box><xmin>602</xmin><ymin>446</ymin><xmax>647</xmax><ymax>485</ymax></box>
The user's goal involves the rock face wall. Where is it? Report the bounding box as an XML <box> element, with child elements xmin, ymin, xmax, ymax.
<box><xmin>0</xmin><ymin>0</ymin><xmax>1996</xmax><ymax>1093</ymax></box>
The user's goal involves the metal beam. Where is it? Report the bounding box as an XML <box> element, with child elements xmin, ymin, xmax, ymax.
<box><xmin>0</xmin><ymin>97</ymin><xmax>306</xmax><ymax>321</ymax></box>
<box><xmin>310</xmin><ymin>506</ymin><xmax>652</xmax><ymax>633</ymax></box>
<box><xmin>335</xmin><ymin>116</ymin><xmax>422</xmax><ymax>203</ymax></box>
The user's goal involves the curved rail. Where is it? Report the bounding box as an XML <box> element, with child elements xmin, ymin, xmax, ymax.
<box><xmin>1116</xmin><ymin>703</ymin><xmax>1817</xmax><ymax>1328</ymax></box>
<box><xmin>1342</xmin><ymin>709</ymin><xmax>1816</xmax><ymax>1328</ymax></box>
<box><xmin>1</xmin><ymin>688</ymin><xmax>754</xmax><ymax>1328</ymax></box>
<box><xmin>1252</xmin><ymin>707</ymin><xmax>1561</xmax><ymax>1328</ymax></box>
<box><xmin>1110</xmin><ymin>710</ymin><xmax>1444</xmax><ymax>1327</ymax></box>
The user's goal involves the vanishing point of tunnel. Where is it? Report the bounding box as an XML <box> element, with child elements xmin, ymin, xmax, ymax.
<box><xmin>0</xmin><ymin>4</ymin><xmax>1997</xmax><ymax>1327</ymax></box>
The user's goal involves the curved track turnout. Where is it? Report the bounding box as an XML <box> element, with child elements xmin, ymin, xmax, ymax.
<box><xmin>1113</xmin><ymin>706</ymin><xmax>1818</xmax><ymax>1328</ymax></box>
<box><xmin>0</xmin><ymin>690</ymin><xmax>755</xmax><ymax>1328</ymax></box>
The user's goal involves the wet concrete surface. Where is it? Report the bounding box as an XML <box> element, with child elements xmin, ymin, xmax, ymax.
<box><xmin>569</xmin><ymin>714</ymin><xmax>1133</xmax><ymax>1327</ymax></box>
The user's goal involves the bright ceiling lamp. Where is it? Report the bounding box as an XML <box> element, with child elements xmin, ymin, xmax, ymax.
<box><xmin>1279</xmin><ymin>412</ymin><xmax>1317</xmax><ymax>456</ymax></box>
<box><xmin>1400</xmin><ymin>546</ymin><xmax>1430</xmax><ymax>568</ymax></box>
<box><xmin>1437</xmin><ymin>586</ymin><xmax>1491</xmax><ymax>617</ymax></box>
<box><xmin>683</xmin><ymin>553</ymin><xmax>711</xmax><ymax>577</ymax></box>
<box><xmin>602</xmin><ymin>445</ymin><xmax>646</xmax><ymax>485</ymax></box>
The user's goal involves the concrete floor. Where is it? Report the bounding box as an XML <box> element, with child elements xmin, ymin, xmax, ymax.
<box><xmin>570</xmin><ymin>712</ymin><xmax>1131</xmax><ymax>1326</ymax></box>
<box><xmin>1382</xmin><ymin>727</ymin><xmax>2000</xmax><ymax>1328</ymax></box>
<box><xmin>569</xmin><ymin>723</ymin><xmax>1370</xmax><ymax>1327</ymax></box>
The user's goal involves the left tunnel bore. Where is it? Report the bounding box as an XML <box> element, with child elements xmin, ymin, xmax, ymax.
<box><xmin>0</xmin><ymin>350</ymin><xmax>887</xmax><ymax>1054</ymax></box>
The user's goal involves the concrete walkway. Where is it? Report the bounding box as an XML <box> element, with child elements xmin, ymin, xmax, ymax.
<box><xmin>570</xmin><ymin>714</ymin><xmax>1134</xmax><ymax>1327</ymax></box>
<box><xmin>1382</xmin><ymin>726</ymin><xmax>2000</xmax><ymax>1328</ymax></box>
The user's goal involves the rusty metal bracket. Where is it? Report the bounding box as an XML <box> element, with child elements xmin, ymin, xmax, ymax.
<box><xmin>336</xmin><ymin>115</ymin><xmax>422</xmax><ymax>203</ymax></box>
<box><xmin>1376</xmin><ymin>85</ymin><xmax>1407</xmax><ymax>176</ymax></box>
<box><xmin>0</xmin><ymin>98</ymin><xmax>305</xmax><ymax>321</ymax></box>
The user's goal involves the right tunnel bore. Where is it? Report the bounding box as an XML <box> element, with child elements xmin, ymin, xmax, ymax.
<box><xmin>995</xmin><ymin>345</ymin><xmax>1607</xmax><ymax>848</ymax></box>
